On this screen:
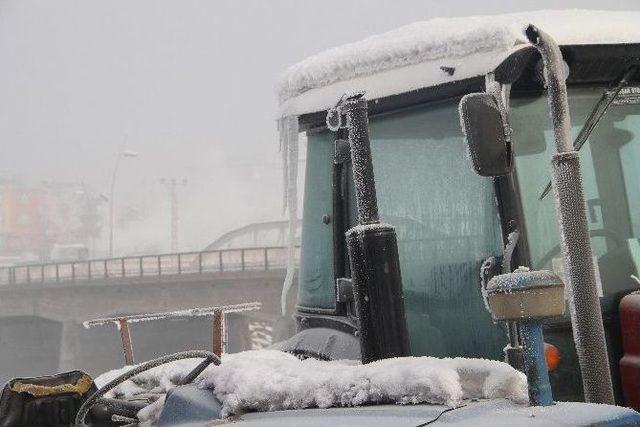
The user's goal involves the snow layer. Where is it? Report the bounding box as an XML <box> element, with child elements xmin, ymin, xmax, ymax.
<box><xmin>278</xmin><ymin>10</ymin><xmax>640</xmax><ymax>117</ymax></box>
<box><xmin>94</xmin><ymin>359</ymin><xmax>201</xmax><ymax>399</ymax></box>
<box><xmin>137</xmin><ymin>395</ymin><xmax>166</xmax><ymax>427</ymax></box>
<box><xmin>94</xmin><ymin>350</ymin><xmax>527</xmax><ymax>422</ymax></box>
<box><xmin>201</xmin><ymin>350</ymin><xmax>527</xmax><ymax>417</ymax></box>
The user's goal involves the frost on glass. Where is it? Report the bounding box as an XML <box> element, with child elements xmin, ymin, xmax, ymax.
<box><xmin>511</xmin><ymin>88</ymin><xmax>640</xmax><ymax>300</ymax></box>
<box><xmin>299</xmin><ymin>101</ymin><xmax>506</xmax><ymax>356</ymax></box>
<box><xmin>367</xmin><ymin>101</ymin><xmax>505</xmax><ymax>359</ymax></box>
<box><xmin>298</xmin><ymin>131</ymin><xmax>335</xmax><ymax>310</ymax></box>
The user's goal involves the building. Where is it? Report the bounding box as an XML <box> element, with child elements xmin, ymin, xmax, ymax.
<box><xmin>0</xmin><ymin>179</ymin><xmax>103</xmax><ymax>263</ymax></box>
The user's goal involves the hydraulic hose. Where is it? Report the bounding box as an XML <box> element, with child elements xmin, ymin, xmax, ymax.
<box><xmin>75</xmin><ymin>350</ymin><xmax>220</xmax><ymax>427</ymax></box>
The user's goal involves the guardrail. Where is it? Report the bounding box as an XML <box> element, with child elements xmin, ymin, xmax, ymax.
<box><xmin>0</xmin><ymin>246</ymin><xmax>300</xmax><ymax>285</ymax></box>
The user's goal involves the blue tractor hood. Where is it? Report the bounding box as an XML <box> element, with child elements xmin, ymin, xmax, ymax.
<box><xmin>157</xmin><ymin>384</ymin><xmax>640</xmax><ymax>427</ymax></box>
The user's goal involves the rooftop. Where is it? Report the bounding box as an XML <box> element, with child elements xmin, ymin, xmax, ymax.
<box><xmin>278</xmin><ymin>10</ymin><xmax>640</xmax><ymax>117</ymax></box>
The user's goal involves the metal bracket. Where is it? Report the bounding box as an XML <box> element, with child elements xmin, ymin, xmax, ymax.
<box><xmin>334</xmin><ymin>139</ymin><xmax>351</xmax><ymax>164</ymax></box>
<box><xmin>502</xmin><ymin>230</ymin><xmax>520</xmax><ymax>274</ymax></box>
<box><xmin>336</xmin><ymin>277</ymin><xmax>354</xmax><ymax>303</ymax></box>
<box><xmin>326</xmin><ymin>91</ymin><xmax>366</xmax><ymax>131</ymax></box>
<box><xmin>480</xmin><ymin>255</ymin><xmax>502</xmax><ymax>291</ymax></box>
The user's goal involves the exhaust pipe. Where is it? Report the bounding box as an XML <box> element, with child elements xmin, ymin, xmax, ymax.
<box><xmin>525</xmin><ymin>25</ymin><xmax>614</xmax><ymax>404</ymax></box>
<box><xmin>335</xmin><ymin>93</ymin><xmax>411</xmax><ymax>363</ymax></box>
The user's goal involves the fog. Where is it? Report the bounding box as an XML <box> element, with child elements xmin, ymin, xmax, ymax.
<box><xmin>0</xmin><ymin>0</ymin><xmax>639</xmax><ymax>408</ymax></box>
<box><xmin>0</xmin><ymin>0</ymin><xmax>635</xmax><ymax>257</ymax></box>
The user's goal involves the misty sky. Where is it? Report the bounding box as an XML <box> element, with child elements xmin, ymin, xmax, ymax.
<box><xmin>0</xmin><ymin>0</ymin><xmax>638</xmax><ymax>255</ymax></box>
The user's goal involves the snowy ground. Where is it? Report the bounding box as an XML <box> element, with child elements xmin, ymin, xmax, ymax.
<box><xmin>94</xmin><ymin>349</ymin><xmax>527</xmax><ymax>423</ymax></box>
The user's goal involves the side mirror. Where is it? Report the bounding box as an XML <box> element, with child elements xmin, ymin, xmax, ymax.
<box><xmin>459</xmin><ymin>92</ymin><xmax>512</xmax><ymax>177</ymax></box>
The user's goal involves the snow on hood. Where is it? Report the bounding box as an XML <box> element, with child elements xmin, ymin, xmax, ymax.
<box><xmin>203</xmin><ymin>350</ymin><xmax>527</xmax><ymax>417</ymax></box>
<box><xmin>95</xmin><ymin>350</ymin><xmax>527</xmax><ymax>421</ymax></box>
<box><xmin>278</xmin><ymin>10</ymin><xmax>640</xmax><ymax>117</ymax></box>
<box><xmin>94</xmin><ymin>359</ymin><xmax>201</xmax><ymax>399</ymax></box>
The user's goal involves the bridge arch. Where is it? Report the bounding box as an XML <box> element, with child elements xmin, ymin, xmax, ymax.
<box><xmin>205</xmin><ymin>220</ymin><xmax>301</xmax><ymax>250</ymax></box>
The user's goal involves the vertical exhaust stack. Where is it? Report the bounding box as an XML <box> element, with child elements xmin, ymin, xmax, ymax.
<box><xmin>525</xmin><ymin>25</ymin><xmax>614</xmax><ymax>404</ymax></box>
<box><xmin>337</xmin><ymin>93</ymin><xmax>411</xmax><ymax>364</ymax></box>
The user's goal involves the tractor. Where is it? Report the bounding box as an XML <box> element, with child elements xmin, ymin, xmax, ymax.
<box><xmin>3</xmin><ymin>10</ymin><xmax>640</xmax><ymax>426</ymax></box>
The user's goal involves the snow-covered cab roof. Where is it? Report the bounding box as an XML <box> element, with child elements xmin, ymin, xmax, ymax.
<box><xmin>277</xmin><ymin>10</ymin><xmax>640</xmax><ymax>119</ymax></box>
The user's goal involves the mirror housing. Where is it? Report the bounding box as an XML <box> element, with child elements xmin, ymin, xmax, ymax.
<box><xmin>459</xmin><ymin>92</ymin><xmax>512</xmax><ymax>176</ymax></box>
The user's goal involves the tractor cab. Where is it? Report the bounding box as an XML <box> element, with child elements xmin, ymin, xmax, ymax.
<box><xmin>276</xmin><ymin>10</ymin><xmax>640</xmax><ymax>406</ymax></box>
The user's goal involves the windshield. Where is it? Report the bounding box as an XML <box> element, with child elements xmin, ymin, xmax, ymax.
<box><xmin>511</xmin><ymin>87</ymin><xmax>640</xmax><ymax>302</ymax></box>
<box><xmin>301</xmin><ymin>100</ymin><xmax>507</xmax><ymax>359</ymax></box>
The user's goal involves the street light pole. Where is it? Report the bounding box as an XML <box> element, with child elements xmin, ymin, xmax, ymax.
<box><xmin>109</xmin><ymin>150</ymin><xmax>138</xmax><ymax>257</ymax></box>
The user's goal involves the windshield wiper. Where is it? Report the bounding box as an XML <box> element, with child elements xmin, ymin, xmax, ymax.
<box><xmin>538</xmin><ymin>66</ymin><xmax>638</xmax><ymax>200</ymax></box>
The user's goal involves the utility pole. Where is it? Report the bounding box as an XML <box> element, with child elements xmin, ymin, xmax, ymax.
<box><xmin>160</xmin><ymin>178</ymin><xmax>187</xmax><ymax>252</ymax></box>
<box><xmin>109</xmin><ymin>150</ymin><xmax>138</xmax><ymax>257</ymax></box>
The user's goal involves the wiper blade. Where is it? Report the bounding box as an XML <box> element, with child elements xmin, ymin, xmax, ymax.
<box><xmin>538</xmin><ymin>66</ymin><xmax>638</xmax><ymax>200</ymax></box>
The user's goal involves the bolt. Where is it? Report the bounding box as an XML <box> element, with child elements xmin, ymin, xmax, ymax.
<box><xmin>322</xmin><ymin>214</ymin><xmax>330</xmax><ymax>224</ymax></box>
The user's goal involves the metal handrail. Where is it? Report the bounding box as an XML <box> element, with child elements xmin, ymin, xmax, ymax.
<box><xmin>0</xmin><ymin>246</ymin><xmax>300</xmax><ymax>285</ymax></box>
<box><xmin>83</xmin><ymin>302</ymin><xmax>262</xmax><ymax>363</ymax></box>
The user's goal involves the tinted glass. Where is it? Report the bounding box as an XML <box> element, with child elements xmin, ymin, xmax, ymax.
<box><xmin>512</xmin><ymin>87</ymin><xmax>640</xmax><ymax>301</ymax></box>
<box><xmin>369</xmin><ymin>103</ymin><xmax>506</xmax><ymax>358</ymax></box>
<box><xmin>299</xmin><ymin>101</ymin><xmax>508</xmax><ymax>359</ymax></box>
<box><xmin>298</xmin><ymin>131</ymin><xmax>335</xmax><ymax>310</ymax></box>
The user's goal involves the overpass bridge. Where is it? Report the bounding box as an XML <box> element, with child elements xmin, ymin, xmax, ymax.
<box><xmin>0</xmin><ymin>245</ymin><xmax>295</xmax><ymax>286</ymax></box>
<box><xmin>0</xmin><ymin>245</ymin><xmax>300</xmax><ymax>384</ymax></box>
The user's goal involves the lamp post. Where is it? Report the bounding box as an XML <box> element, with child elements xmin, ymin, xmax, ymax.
<box><xmin>109</xmin><ymin>150</ymin><xmax>138</xmax><ymax>257</ymax></box>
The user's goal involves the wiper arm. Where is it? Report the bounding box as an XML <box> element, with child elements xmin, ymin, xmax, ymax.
<box><xmin>538</xmin><ymin>66</ymin><xmax>638</xmax><ymax>200</ymax></box>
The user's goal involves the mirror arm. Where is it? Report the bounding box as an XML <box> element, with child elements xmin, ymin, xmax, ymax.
<box><xmin>485</xmin><ymin>77</ymin><xmax>514</xmax><ymax>171</ymax></box>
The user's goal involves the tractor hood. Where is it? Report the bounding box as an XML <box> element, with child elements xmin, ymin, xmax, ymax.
<box><xmin>95</xmin><ymin>350</ymin><xmax>640</xmax><ymax>426</ymax></box>
<box><xmin>216</xmin><ymin>400</ymin><xmax>640</xmax><ymax>427</ymax></box>
<box><xmin>155</xmin><ymin>385</ymin><xmax>640</xmax><ymax>426</ymax></box>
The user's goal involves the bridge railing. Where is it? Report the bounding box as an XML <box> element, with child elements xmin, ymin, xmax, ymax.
<box><xmin>0</xmin><ymin>246</ymin><xmax>300</xmax><ymax>285</ymax></box>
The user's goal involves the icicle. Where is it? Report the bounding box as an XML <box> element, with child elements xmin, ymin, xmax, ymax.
<box><xmin>278</xmin><ymin>118</ymin><xmax>289</xmax><ymax>215</ymax></box>
<box><xmin>279</xmin><ymin>115</ymin><xmax>299</xmax><ymax>316</ymax></box>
